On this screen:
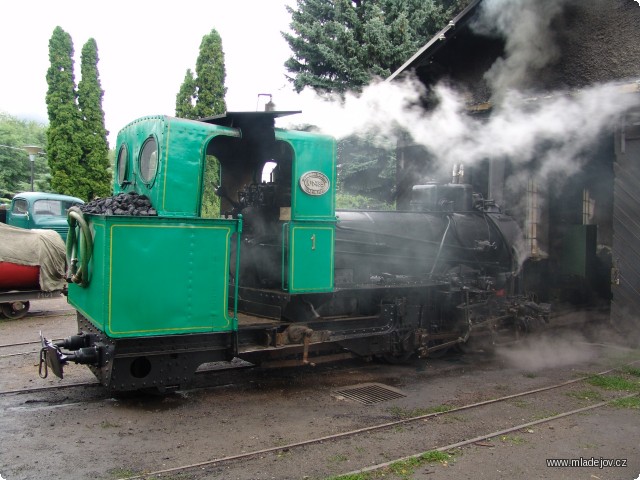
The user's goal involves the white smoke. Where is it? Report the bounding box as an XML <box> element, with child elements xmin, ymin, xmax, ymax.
<box><xmin>289</xmin><ymin>77</ymin><xmax>638</xmax><ymax>184</ymax></box>
<box><xmin>496</xmin><ymin>330</ymin><xmax>597</xmax><ymax>371</ymax></box>
<box><xmin>474</xmin><ymin>0</ymin><xmax>572</xmax><ymax>98</ymax></box>
<box><xmin>279</xmin><ymin>0</ymin><xmax>640</xmax><ymax>187</ymax></box>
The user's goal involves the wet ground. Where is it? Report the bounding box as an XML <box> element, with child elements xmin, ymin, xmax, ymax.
<box><xmin>0</xmin><ymin>297</ymin><xmax>639</xmax><ymax>480</ymax></box>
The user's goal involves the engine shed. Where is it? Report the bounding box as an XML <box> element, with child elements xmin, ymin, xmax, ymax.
<box><xmin>386</xmin><ymin>0</ymin><xmax>640</xmax><ymax>342</ymax></box>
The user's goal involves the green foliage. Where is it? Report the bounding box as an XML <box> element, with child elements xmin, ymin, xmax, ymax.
<box><xmin>45</xmin><ymin>28</ymin><xmax>111</xmax><ymax>201</ymax></box>
<box><xmin>175</xmin><ymin>69</ymin><xmax>197</xmax><ymax>118</ymax></box>
<box><xmin>78</xmin><ymin>38</ymin><xmax>111</xmax><ymax>200</ymax></box>
<box><xmin>336</xmin><ymin>192</ymin><xmax>392</xmax><ymax>210</ymax></box>
<box><xmin>0</xmin><ymin>113</ymin><xmax>50</xmax><ymax>195</ymax></box>
<box><xmin>177</xmin><ymin>29</ymin><xmax>227</xmax><ymax>120</ymax></box>
<box><xmin>175</xmin><ymin>28</ymin><xmax>227</xmax><ymax>216</ymax></box>
<box><xmin>284</xmin><ymin>0</ymin><xmax>464</xmax><ymax>206</ymax></box>
<box><xmin>283</xmin><ymin>0</ymin><xmax>466</xmax><ymax>94</ymax></box>
<box><xmin>46</xmin><ymin>26</ymin><xmax>85</xmax><ymax>198</ymax></box>
<box><xmin>193</xmin><ymin>29</ymin><xmax>227</xmax><ymax>118</ymax></box>
<box><xmin>338</xmin><ymin>133</ymin><xmax>396</xmax><ymax>203</ymax></box>
<box><xmin>200</xmin><ymin>155</ymin><xmax>221</xmax><ymax>217</ymax></box>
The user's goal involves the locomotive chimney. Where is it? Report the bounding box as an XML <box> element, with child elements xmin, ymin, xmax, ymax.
<box><xmin>452</xmin><ymin>164</ymin><xmax>465</xmax><ymax>184</ymax></box>
<box><xmin>265</xmin><ymin>99</ymin><xmax>275</xmax><ymax>111</ymax></box>
<box><xmin>257</xmin><ymin>93</ymin><xmax>275</xmax><ymax>111</ymax></box>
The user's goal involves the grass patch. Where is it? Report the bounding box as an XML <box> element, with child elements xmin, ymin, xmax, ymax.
<box><xmin>621</xmin><ymin>366</ymin><xmax>640</xmax><ymax>377</ymax></box>
<box><xmin>421</xmin><ymin>451</ymin><xmax>451</xmax><ymax>463</ymax></box>
<box><xmin>610</xmin><ymin>396</ymin><xmax>640</xmax><ymax>410</ymax></box>
<box><xmin>523</xmin><ymin>372</ymin><xmax>537</xmax><ymax>378</ymax></box>
<box><xmin>586</xmin><ymin>375</ymin><xmax>640</xmax><ymax>392</ymax></box>
<box><xmin>108</xmin><ymin>468</ymin><xmax>138</xmax><ymax>478</ymax></box>
<box><xmin>428</xmin><ymin>404</ymin><xmax>454</xmax><ymax>414</ymax></box>
<box><xmin>511</xmin><ymin>399</ymin><xmax>530</xmax><ymax>408</ymax></box>
<box><xmin>388</xmin><ymin>451</ymin><xmax>452</xmax><ymax>479</ymax></box>
<box><xmin>567</xmin><ymin>389</ymin><xmax>603</xmax><ymax>401</ymax></box>
<box><xmin>327</xmin><ymin>451</ymin><xmax>452</xmax><ymax>480</ymax></box>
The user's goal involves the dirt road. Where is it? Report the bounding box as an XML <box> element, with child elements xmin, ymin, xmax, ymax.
<box><xmin>1</xmin><ymin>298</ymin><xmax>638</xmax><ymax>480</ymax></box>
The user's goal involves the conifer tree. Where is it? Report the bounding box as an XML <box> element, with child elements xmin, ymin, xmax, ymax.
<box><xmin>283</xmin><ymin>0</ymin><xmax>463</xmax><ymax>94</ymax></box>
<box><xmin>193</xmin><ymin>29</ymin><xmax>227</xmax><ymax>118</ymax></box>
<box><xmin>175</xmin><ymin>69</ymin><xmax>197</xmax><ymax>118</ymax></box>
<box><xmin>45</xmin><ymin>26</ymin><xmax>84</xmax><ymax>197</ymax></box>
<box><xmin>78</xmin><ymin>38</ymin><xmax>111</xmax><ymax>200</ymax></box>
<box><xmin>176</xmin><ymin>29</ymin><xmax>227</xmax><ymax>120</ymax></box>
<box><xmin>175</xmin><ymin>29</ymin><xmax>227</xmax><ymax>215</ymax></box>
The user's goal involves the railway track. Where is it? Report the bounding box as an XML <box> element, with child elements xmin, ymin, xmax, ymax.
<box><xmin>340</xmin><ymin>392</ymin><xmax>640</xmax><ymax>479</ymax></box>
<box><xmin>112</xmin><ymin>360</ymin><xmax>640</xmax><ymax>480</ymax></box>
<box><xmin>1</xmin><ymin>340</ymin><xmax>637</xmax><ymax>480</ymax></box>
<box><xmin>0</xmin><ymin>340</ymin><xmax>45</xmax><ymax>359</ymax></box>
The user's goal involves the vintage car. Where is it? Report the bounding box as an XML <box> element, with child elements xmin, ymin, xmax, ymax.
<box><xmin>3</xmin><ymin>192</ymin><xmax>84</xmax><ymax>241</ymax></box>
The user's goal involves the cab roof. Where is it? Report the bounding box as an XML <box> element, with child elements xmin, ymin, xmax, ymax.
<box><xmin>12</xmin><ymin>192</ymin><xmax>84</xmax><ymax>204</ymax></box>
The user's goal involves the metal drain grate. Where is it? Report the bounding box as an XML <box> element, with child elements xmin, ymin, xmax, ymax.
<box><xmin>333</xmin><ymin>383</ymin><xmax>406</xmax><ymax>405</ymax></box>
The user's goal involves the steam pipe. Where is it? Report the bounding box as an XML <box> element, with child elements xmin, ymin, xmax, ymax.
<box><xmin>429</xmin><ymin>215</ymin><xmax>452</xmax><ymax>277</ymax></box>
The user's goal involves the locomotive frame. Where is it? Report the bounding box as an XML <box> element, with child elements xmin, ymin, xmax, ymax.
<box><xmin>40</xmin><ymin>111</ymin><xmax>549</xmax><ymax>392</ymax></box>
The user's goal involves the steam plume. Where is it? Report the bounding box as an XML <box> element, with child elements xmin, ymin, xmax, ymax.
<box><xmin>282</xmin><ymin>0</ymin><xmax>639</xmax><ymax>186</ymax></box>
<box><xmin>291</xmin><ymin>78</ymin><xmax>639</xmax><ymax>184</ymax></box>
<box><xmin>475</xmin><ymin>0</ymin><xmax>573</xmax><ymax>97</ymax></box>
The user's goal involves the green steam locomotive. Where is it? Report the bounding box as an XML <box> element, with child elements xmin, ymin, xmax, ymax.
<box><xmin>40</xmin><ymin>111</ymin><xmax>548</xmax><ymax>392</ymax></box>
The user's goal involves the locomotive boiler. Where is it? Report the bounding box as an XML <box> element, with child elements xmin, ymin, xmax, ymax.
<box><xmin>39</xmin><ymin>111</ymin><xmax>548</xmax><ymax>391</ymax></box>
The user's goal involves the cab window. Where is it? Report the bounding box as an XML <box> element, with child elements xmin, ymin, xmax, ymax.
<box><xmin>33</xmin><ymin>199</ymin><xmax>63</xmax><ymax>217</ymax></box>
<box><xmin>12</xmin><ymin>199</ymin><xmax>28</xmax><ymax>215</ymax></box>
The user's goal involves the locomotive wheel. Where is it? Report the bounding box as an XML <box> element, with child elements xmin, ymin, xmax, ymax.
<box><xmin>1</xmin><ymin>301</ymin><xmax>30</xmax><ymax>319</ymax></box>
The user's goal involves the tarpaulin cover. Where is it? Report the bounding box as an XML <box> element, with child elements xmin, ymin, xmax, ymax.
<box><xmin>0</xmin><ymin>223</ymin><xmax>66</xmax><ymax>291</ymax></box>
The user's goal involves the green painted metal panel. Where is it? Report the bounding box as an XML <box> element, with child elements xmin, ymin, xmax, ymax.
<box><xmin>286</xmin><ymin>222</ymin><xmax>335</xmax><ymax>293</ymax></box>
<box><xmin>68</xmin><ymin>221</ymin><xmax>108</xmax><ymax>332</ymax></box>
<box><xmin>113</xmin><ymin>116</ymin><xmax>239</xmax><ymax>217</ymax></box>
<box><xmin>68</xmin><ymin>215</ymin><xmax>240</xmax><ymax>338</ymax></box>
<box><xmin>276</xmin><ymin>129</ymin><xmax>336</xmax><ymax>221</ymax></box>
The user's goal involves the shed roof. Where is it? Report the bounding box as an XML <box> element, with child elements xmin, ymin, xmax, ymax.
<box><xmin>386</xmin><ymin>0</ymin><xmax>482</xmax><ymax>83</ymax></box>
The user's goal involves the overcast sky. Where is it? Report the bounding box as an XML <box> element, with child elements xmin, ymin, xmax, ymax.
<box><xmin>1</xmin><ymin>0</ymin><xmax>302</xmax><ymax>147</ymax></box>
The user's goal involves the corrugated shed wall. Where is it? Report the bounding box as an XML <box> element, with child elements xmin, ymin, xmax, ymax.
<box><xmin>612</xmin><ymin>111</ymin><xmax>640</xmax><ymax>336</ymax></box>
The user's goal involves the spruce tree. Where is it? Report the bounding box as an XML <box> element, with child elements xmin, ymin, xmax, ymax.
<box><xmin>283</xmin><ymin>0</ymin><xmax>462</xmax><ymax>94</ymax></box>
<box><xmin>78</xmin><ymin>38</ymin><xmax>111</xmax><ymax>200</ymax></box>
<box><xmin>45</xmin><ymin>26</ymin><xmax>84</xmax><ymax>197</ymax></box>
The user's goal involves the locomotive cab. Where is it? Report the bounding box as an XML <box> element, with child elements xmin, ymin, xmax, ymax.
<box><xmin>200</xmin><ymin>112</ymin><xmax>337</xmax><ymax>295</ymax></box>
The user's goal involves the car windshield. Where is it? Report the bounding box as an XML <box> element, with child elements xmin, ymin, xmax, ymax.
<box><xmin>33</xmin><ymin>199</ymin><xmax>64</xmax><ymax>217</ymax></box>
